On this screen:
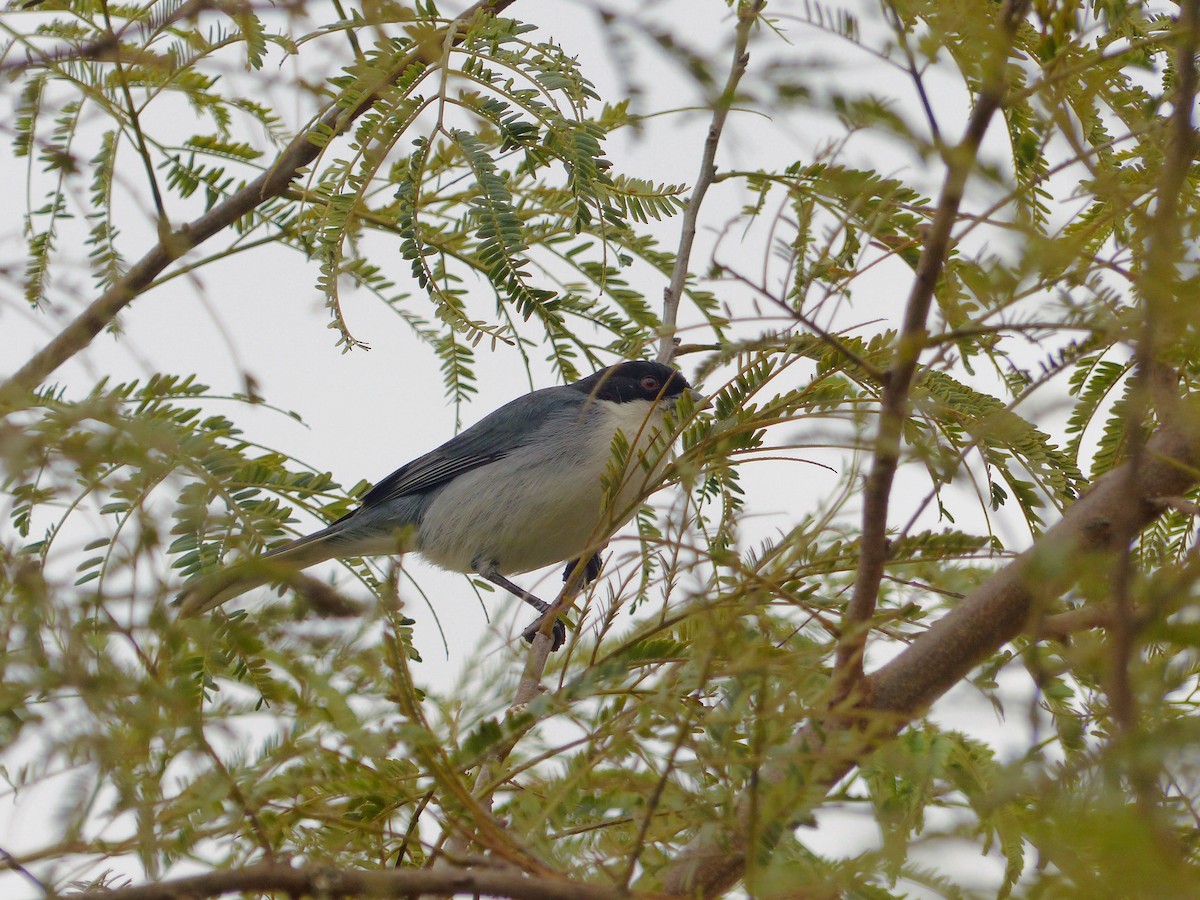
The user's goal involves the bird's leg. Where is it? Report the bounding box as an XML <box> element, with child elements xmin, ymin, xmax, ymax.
<box><xmin>477</xmin><ymin>565</ymin><xmax>567</xmax><ymax>651</ymax></box>
<box><xmin>525</xmin><ymin>551</ymin><xmax>603</xmax><ymax>647</ymax></box>
<box><xmin>483</xmin><ymin>570</ymin><xmax>551</xmax><ymax>615</ymax></box>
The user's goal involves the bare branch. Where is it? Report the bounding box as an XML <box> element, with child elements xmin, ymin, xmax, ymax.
<box><xmin>833</xmin><ymin>0</ymin><xmax>1034</xmax><ymax>694</ymax></box>
<box><xmin>0</xmin><ymin>0</ymin><xmax>214</xmax><ymax>75</ymax></box>
<box><xmin>90</xmin><ymin>860</ymin><xmax>675</xmax><ymax>900</ymax></box>
<box><xmin>656</xmin><ymin>1</ymin><xmax>762</xmax><ymax>364</ymax></box>
<box><xmin>868</xmin><ymin>423</ymin><xmax>1200</xmax><ymax>714</ymax></box>
<box><xmin>1</xmin><ymin>0</ymin><xmax>519</xmax><ymax>399</ymax></box>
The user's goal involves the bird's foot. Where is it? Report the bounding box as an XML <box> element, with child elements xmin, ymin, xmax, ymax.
<box><xmin>522</xmin><ymin>613</ymin><xmax>567</xmax><ymax>651</ymax></box>
<box><xmin>474</xmin><ymin>562</ymin><xmax>569</xmax><ymax>651</ymax></box>
<box><xmin>562</xmin><ymin>552</ymin><xmax>603</xmax><ymax>585</ymax></box>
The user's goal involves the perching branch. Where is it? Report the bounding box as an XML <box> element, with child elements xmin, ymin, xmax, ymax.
<box><xmin>655</xmin><ymin>0</ymin><xmax>762</xmax><ymax>364</ymax></box>
<box><xmin>432</xmin><ymin>563</ymin><xmax>591</xmax><ymax>878</ymax></box>
<box><xmin>0</xmin><ymin>0</ymin><xmax>519</xmax><ymax>399</ymax></box>
<box><xmin>833</xmin><ymin>0</ymin><xmax>1033</xmax><ymax>693</ymax></box>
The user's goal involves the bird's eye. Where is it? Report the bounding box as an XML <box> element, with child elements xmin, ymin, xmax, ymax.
<box><xmin>640</xmin><ymin>376</ymin><xmax>660</xmax><ymax>393</ymax></box>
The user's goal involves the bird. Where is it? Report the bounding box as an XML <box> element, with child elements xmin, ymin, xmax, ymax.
<box><xmin>175</xmin><ymin>360</ymin><xmax>701</xmax><ymax>650</ymax></box>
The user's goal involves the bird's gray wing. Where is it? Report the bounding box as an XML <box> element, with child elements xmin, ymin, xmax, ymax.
<box><xmin>356</xmin><ymin>386</ymin><xmax>582</xmax><ymax>509</ymax></box>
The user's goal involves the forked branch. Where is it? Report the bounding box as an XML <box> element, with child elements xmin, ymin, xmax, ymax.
<box><xmin>833</xmin><ymin>0</ymin><xmax>1034</xmax><ymax>694</ymax></box>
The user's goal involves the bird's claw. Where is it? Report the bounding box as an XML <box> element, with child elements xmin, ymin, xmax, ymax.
<box><xmin>562</xmin><ymin>552</ymin><xmax>603</xmax><ymax>585</ymax></box>
<box><xmin>522</xmin><ymin>614</ymin><xmax>567</xmax><ymax>651</ymax></box>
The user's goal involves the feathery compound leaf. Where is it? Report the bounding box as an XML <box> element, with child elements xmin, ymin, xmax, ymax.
<box><xmin>452</xmin><ymin>128</ymin><xmax>557</xmax><ymax>319</ymax></box>
<box><xmin>13</xmin><ymin>73</ymin><xmax>46</xmax><ymax>159</ymax></box>
<box><xmin>85</xmin><ymin>130</ymin><xmax>125</xmax><ymax>291</ymax></box>
<box><xmin>183</xmin><ymin>135</ymin><xmax>263</xmax><ymax>162</ymax></box>
<box><xmin>1065</xmin><ymin>355</ymin><xmax>1132</xmax><ymax>467</ymax></box>
<box><xmin>916</xmin><ymin>371</ymin><xmax>1084</xmax><ymax>526</ymax></box>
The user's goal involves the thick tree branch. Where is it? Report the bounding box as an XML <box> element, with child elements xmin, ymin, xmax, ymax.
<box><xmin>1</xmin><ymin>0</ymin><xmax>517</xmax><ymax>398</ymax></box>
<box><xmin>865</xmin><ymin>420</ymin><xmax>1200</xmax><ymax>714</ymax></box>
<box><xmin>658</xmin><ymin>405</ymin><xmax>1200</xmax><ymax>897</ymax></box>
<box><xmin>833</xmin><ymin>0</ymin><xmax>1033</xmax><ymax>692</ymax></box>
<box><xmin>656</xmin><ymin>1</ymin><xmax>761</xmax><ymax>364</ymax></box>
<box><xmin>91</xmin><ymin>861</ymin><xmax>675</xmax><ymax>900</ymax></box>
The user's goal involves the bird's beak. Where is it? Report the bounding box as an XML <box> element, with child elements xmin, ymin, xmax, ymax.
<box><xmin>678</xmin><ymin>387</ymin><xmax>710</xmax><ymax>409</ymax></box>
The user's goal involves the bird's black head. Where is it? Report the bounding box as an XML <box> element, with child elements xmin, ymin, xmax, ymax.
<box><xmin>571</xmin><ymin>361</ymin><xmax>695</xmax><ymax>404</ymax></box>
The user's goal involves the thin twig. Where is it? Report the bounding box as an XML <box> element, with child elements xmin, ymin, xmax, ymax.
<box><xmin>193</xmin><ymin>730</ymin><xmax>277</xmax><ymax>862</ymax></box>
<box><xmin>656</xmin><ymin>1</ymin><xmax>762</xmax><ymax>364</ymax></box>
<box><xmin>1</xmin><ymin>0</ymin><xmax>519</xmax><ymax>399</ymax></box>
<box><xmin>619</xmin><ymin>651</ymin><xmax>714</xmax><ymax>890</ymax></box>
<box><xmin>432</xmin><ymin>559</ymin><xmax>590</xmax><ymax>880</ymax></box>
<box><xmin>392</xmin><ymin>788</ymin><xmax>436</xmax><ymax>866</ymax></box>
<box><xmin>832</xmin><ymin>0</ymin><xmax>1033</xmax><ymax>698</ymax></box>
<box><xmin>328</xmin><ymin>0</ymin><xmax>365</xmax><ymax>60</ymax></box>
<box><xmin>715</xmin><ymin>263</ymin><xmax>887</xmax><ymax>382</ymax></box>
<box><xmin>382</xmin><ymin>597</ymin><xmax>555</xmax><ymax>877</ymax></box>
<box><xmin>101</xmin><ymin>1</ymin><xmax>170</xmax><ymax>231</ymax></box>
<box><xmin>0</xmin><ymin>845</ymin><xmax>48</xmax><ymax>895</ymax></box>
<box><xmin>881</xmin><ymin>0</ymin><xmax>942</xmax><ymax>145</ymax></box>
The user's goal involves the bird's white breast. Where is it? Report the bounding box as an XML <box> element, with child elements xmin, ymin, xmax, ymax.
<box><xmin>415</xmin><ymin>398</ymin><xmax>672</xmax><ymax>575</ymax></box>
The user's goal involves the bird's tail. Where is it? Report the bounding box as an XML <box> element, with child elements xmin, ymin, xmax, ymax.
<box><xmin>173</xmin><ymin>523</ymin><xmax>349</xmax><ymax>617</ymax></box>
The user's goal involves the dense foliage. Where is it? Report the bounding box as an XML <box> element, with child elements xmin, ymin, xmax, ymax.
<box><xmin>3</xmin><ymin>0</ymin><xmax>1200</xmax><ymax>896</ymax></box>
